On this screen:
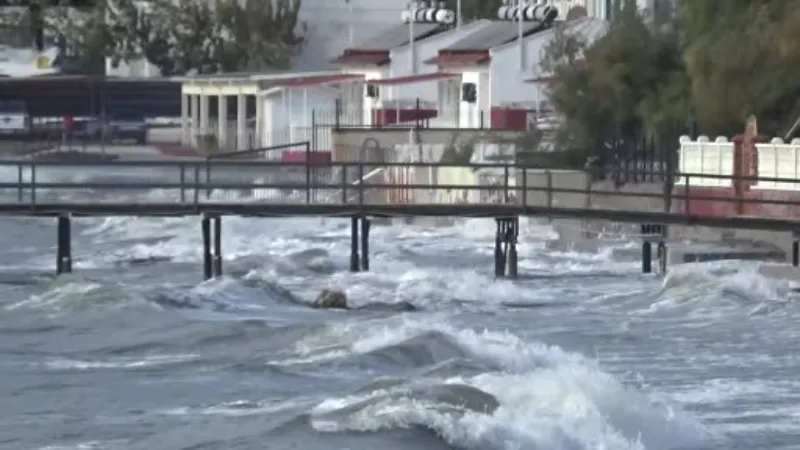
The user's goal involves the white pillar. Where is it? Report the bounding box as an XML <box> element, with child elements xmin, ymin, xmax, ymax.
<box><xmin>236</xmin><ymin>93</ymin><xmax>247</xmax><ymax>150</ymax></box>
<box><xmin>199</xmin><ymin>94</ymin><xmax>209</xmax><ymax>138</ymax></box>
<box><xmin>255</xmin><ymin>94</ymin><xmax>263</xmax><ymax>150</ymax></box>
<box><xmin>181</xmin><ymin>93</ymin><xmax>189</xmax><ymax>145</ymax></box>
<box><xmin>217</xmin><ymin>95</ymin><xmax>227</xmax><ymax>151</ymax></box>
<box><xmin>190</xmin><ymin>94</ymin><xmax>199</xmax><ymax>147</ymax></box>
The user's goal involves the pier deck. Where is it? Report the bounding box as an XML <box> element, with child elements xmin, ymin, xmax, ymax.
<box><xmin>3</xmin><ymin>159</ymin><xmax>800</xmax><ymax>278</ymax></box>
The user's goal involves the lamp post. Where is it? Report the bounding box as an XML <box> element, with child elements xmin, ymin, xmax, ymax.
<box><xmin>402</xmin><ymin>1</ymin><xmax>455</xmax><ymax>75</ymax></box>
<box><xmin>497</xmin><ymin>0</ymin><xmax>559</xmax><ymax>70</ymax></box>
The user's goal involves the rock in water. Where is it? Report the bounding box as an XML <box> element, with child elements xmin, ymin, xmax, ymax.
<box><xmin>313</xmin><ymin>289</ymin><xmax>348</xmax><ymax>309</ymax></box>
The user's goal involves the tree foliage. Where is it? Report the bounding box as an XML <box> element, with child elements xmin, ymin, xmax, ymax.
<box><xmin>454</xmin><ymin>0</ymin><xmax>503</xmax><ymax>21</ymax></box>
<box><xmin>543</xmin><ymin>0</ymin><xmax>800</xmax><ymax>160</ymax></box>
<box><xmin>48</xmin><ymin>0</ymin><xmax>305</xmax><ymax>76</ymax></box>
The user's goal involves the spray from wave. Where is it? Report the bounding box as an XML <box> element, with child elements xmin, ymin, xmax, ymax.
<box><xmin>297</xmin><ymin>316</ymin><xmax>717</xmax><ymax>450</ymax></box>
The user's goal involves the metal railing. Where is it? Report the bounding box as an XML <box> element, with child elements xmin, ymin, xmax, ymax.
<box><xmin>1</xmin><ymin>160</ymin><xmax>800</xmax><ymax>215</ymax></box>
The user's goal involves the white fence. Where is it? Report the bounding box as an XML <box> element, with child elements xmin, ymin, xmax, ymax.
<box><xmin>677</xmin><ymin>135</ymin><xmax>800</xmax><ymax>189</ymax></box>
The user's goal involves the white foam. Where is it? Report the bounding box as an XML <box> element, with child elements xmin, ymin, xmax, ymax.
<box><xmin>306</xmin><ymin>318</ymin><xmax>715</xmax><ymax>449</ymax></box>
<box><xmin>43</xmin><ymin>354</ymin><xmax>197</xmax><ymax>370</ymax></box>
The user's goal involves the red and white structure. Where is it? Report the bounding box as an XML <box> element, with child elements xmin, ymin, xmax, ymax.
<box><xmin>674</xmin><ymin>135</ymin><xmax>800</xmax><ymax>219</ymax></box>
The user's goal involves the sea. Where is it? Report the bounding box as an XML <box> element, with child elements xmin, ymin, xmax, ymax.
<box><xmin>1</xmin><ymin>164</ymin><xmax>799</xmax><ymax>450</ymax></box>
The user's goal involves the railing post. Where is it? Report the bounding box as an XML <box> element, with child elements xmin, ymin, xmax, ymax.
<box><xmin>503</xmin><ymin>164</ymin><xmax>509</xmax><ymax>203</ymax></box>
<box><xmin>30</xmin><ymin>163</ymin><xmax>36</xmax><ymax>207</ymax></box>
<box><xmin>521</xmin><ymin>166</ymin><xmax>527</xmax><ymax>209</ymax></box>
<box><xmin>179</xmin><ymin>163</ymin><xmax>186</xmax><ymax>204</ymax></box>
<box><xmin>193</xmin><ymin>164</ymin><xmax>200</xmax><ymax>205</ymax></box>
<box><xmin>204</xmin><ymin>159</ymin><xmax>211</xmax><ymax>199</ymax></box>
<box><xmin>17</xmin><ymin>163</ymin><xmax>23</xmax><ymax>203</ymax></box>
<box><xmin>546</xmin><ymin>169</ymin><xmax>553</xmax><ymax>211</ymax></box>
<box><xmin>341</xmin><ymin>163</ymin><xmax>348</xmax><ymax>204</ymax></box>
<box><xmin>358</xmin><ymin>159</ymin><xmax>364</xmax><ymax>206</ymax></box>
<box><xmin>305</xmin><ymin>142</ymin><xmax>311</xmax><ymax>204</ymax></box>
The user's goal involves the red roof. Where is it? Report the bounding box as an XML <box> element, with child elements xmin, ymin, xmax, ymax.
<box><xmin>331</xmin><ymin>50</ymin><xmax>390</xmax><ymax>67</ymax></box>
<box><xmin>425</xmin><ymin>51</ymin><xmax>489</xmax><ymax>67</ymax></box>
<box><xmin>369</xmin><ymin>72</ymin><xmax>458</xmax><ymax>86</ymax></box>
<box><xmin>276</xmin><ymin>73</ymin><xmax>364</xmax><ymax>88</ymax></box>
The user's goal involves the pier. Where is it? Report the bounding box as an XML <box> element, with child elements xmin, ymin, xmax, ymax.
<box><xmin>2</xmin><ymin>159</ymin><xmax>800</xmax><ymax>279</ymax></box>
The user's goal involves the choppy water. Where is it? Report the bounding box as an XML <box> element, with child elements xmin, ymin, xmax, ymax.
<box><xmin>1</xmin><ymin>166</ymin><xmax>799</xmax><ymax>450</ymax></box>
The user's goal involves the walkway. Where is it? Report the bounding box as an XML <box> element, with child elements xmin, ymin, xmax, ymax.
<box><xmin>0</xmin><ymin>159</ymin><xmax>799</xmax><ymax>232</ymax></box>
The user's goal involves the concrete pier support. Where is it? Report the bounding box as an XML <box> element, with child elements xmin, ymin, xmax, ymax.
<box><xmin>350</xmin><ymin>216</ymin><xmax>360</xmax><ymax>272</ymax></box>
<box><xmin>494</xmin><ymin>217</ymin><xmax>519</xmax><ymax>278</ymax></box>
<box><xmin>56</xmin><ymin>215</ymin><xmax>72</xmax><ymax>275</ymax></box>
<box><xmin>793</xmin><ymin>231</ymin><xmax>799</xmax><ymax>267</ymax></box>
<box><xmin>201</xmin><ymin>215</ymin><xmax>223</xmax><ymax>280</ymax></box>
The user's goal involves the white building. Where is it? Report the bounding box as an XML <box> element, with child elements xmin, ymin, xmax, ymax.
<box><xmin>380</xmin><ymin>20</ymin><xmax>492</xmax><ymax>118</ymax></box>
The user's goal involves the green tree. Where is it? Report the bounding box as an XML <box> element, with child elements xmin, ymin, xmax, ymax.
<box><xmin>52</xmin><ymin>0</ymin><xmax>305</xmax><ymax>76</ymax></box>
<box><xmin>542</xmin><ymin>2</ymin><xmax>683</xmax><ymax>160</ymax></box>
<box><xmin>452</xmin><ymin>0</ymin><xmax>503</xmax><ymax>21</ymax></box>
<box><xmin>542</xmin><ymin>0</ymin><xmax>800</xmax><ymax>163</ymax></box>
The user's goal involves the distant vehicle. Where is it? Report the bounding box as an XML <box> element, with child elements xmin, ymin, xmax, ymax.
<box><xmin>106</xmin><ymin>112</ymin><xmax>148</xmax><ymax>144</ymax></box>
<box><xmin>81</xmin><ymin>112</ymin><xmax>149</xmax><ymax>144</ymax></box>
<box><xmin>0</xmin><ymin>100</ymin><xmax>30</xmax><ymax>135</ymax></box>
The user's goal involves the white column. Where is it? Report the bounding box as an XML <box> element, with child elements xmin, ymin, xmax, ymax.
<box><xmin>217</xmin><ymin>95</ymin><xmax>227</xmax><ymax>151</ymax></box>
<box><xmin>200</xmin><ymin>95</ymin><xmax>209</xmax><ymax>142</ymax></box>
<box><xmin>190</xmin><ymin>94</ymin><xmax>199</xmax><ymax>146</ymax></box>
<box><xmin>236</xmin><ymin>93</ymin><xmax>247</xmax><ymax>150</ymax></box>
<box><xmin>180</xmin><ymin>93</ymin><xmax>189</xmax><ymax>145</ymax></box>
<box><xmin>255</xmin><ymin>94</ymin><xmax>263</xmax><ymax>149</ymax></box>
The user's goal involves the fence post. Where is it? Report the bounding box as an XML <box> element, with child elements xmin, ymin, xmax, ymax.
<box><xmin>334</xmin><ymin>98</ymin><xmax>341</xmax><ymax>130</ymax></box>
<box><xmin>521</xmin><ymin>166</ymin><xmax>527</xmax><ymax>209</ymax></box>
<box><xmin>358</xmin><ymin>159</ymin><xmax>365</xmax><ymax>206</ymax></box>
<box><xmin>305</xmin><ymin>141</ymin><xmax>311</xmax><ymax>204</ymax></box>
<box><xmin>684</xmin><ymin>174</ymin><xmax>690</xmax><ymax>215</ymax></box>
<box><xmin>341</xmin><ymin>163</ymin><xmax>348</xmax><ymax>204</ymax></box>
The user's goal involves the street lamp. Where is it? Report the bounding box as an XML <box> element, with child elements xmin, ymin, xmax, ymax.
<box><xmin>496</xmin><ymin>0</ymin><xmax>559</xmax><ymax>70</ymax></box>
<box><xmin>402</xmin><ymin>1</ymin><xmax>455</xmax><ymax>74</ymax></box>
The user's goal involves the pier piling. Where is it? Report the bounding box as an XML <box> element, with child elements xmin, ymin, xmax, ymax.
<box><xmin>350</xmin><ymin>216</ymin><xmax>360</xmax><ymax>272</ymax></box>
<box><xmin>360</xmin><ymin>217</ymin><xmax>370</xmax><ymax>271</ymax></box>
<box><xmin>56</xmin><ymin>215</ymin><xmax>72</xmax><ymax>275</ymax></box>
<box><xmin>212</xmin><ymin>216</ymin><xmax>222</xmax><ymax>277</ymax></box>
<box><xmin>642</xmin><ymin>241</ymin><xmax>652</xmax><ymax>274</ymax></box>
<box><xmin>657</xmin><ymin>241</ymin><xmax>667</xmax><ymax>274</ymax></box>
<box><xmin>494</xmin><ymin>217</ymin><xmax>519</xmax><ymax>278</ymax></box>
<box><xmin>201</xmin><ymin>216</ymin><xmax>212</xmax><ymax>280</ymax></box>
<box><xmin>792</xmin><ymin>232</ymin><xmax>799</xmax><ymax>267</ymax></box>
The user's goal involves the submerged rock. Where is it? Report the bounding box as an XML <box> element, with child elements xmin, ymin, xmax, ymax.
<box><xmin>313</xmin><ymin>289</ymin><xmax>348</xmax><ymax>309</ymax></box>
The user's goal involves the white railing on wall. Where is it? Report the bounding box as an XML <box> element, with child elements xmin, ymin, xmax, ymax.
<box><xmin>753</xmin><ymin>138</ymin><xmax>800</xmax><ymax>191</ymax></box>
<box><xmin>677</xmin><ymin>135</ymin><xmax>734</xmax><ymax>187</ymax></box>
